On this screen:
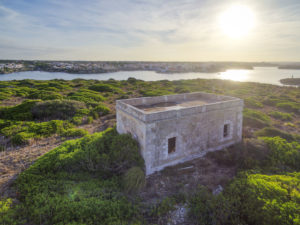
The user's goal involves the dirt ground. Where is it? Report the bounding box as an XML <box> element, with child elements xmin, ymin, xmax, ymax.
<box><xmin>139</xmin><ymin>152</ymin><xmax>236</xmax><ymax>205</ymax></box>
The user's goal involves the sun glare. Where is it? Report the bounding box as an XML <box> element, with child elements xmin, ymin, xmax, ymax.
<box><xmin>219</xmin><ymin>5</ymin><xmax>255</xmax><ymax>39</ymax></box>
<box><xmin>218</xmin><ymin>70</ymin><xmax>249</xmax><ymax>82</ymax></box>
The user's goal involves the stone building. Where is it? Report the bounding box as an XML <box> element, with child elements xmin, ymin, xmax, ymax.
<box><xmin>116</xmin><ymin>92</ymin><xmax>243</xmax><ymax>175</ymax></box>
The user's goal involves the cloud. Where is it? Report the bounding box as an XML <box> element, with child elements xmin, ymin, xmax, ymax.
<box><xmin>1</xmin><ymin>0</ymin><xmax>300</xmax><ymax>60</ymax></box>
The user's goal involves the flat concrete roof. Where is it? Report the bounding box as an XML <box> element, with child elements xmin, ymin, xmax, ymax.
<box><xmin>136</xmin><ymin>99</ymin><xmax>215</xmax><ymax>112</ymax></box>
<box><xmin>116</xmin><ymin>92</ymin><xmax>243</xmax><ymax>123</ymax></box>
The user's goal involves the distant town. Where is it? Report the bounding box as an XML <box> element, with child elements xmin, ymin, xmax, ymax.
<box><xmin>1</xmin><ymin>60</ymin><xmax>300</xmax><ymax>75</ymax></box>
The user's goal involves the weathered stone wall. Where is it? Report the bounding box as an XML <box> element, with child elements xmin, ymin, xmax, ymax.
<box><xmin>144</xmin><ymin>105</ymin><xmax>243</xmax><ymax>174</ymax></box>
<box><xmin>116</xmin><ymin>92</ymin><xmax>243</xmax><ymax>175</ymax></box>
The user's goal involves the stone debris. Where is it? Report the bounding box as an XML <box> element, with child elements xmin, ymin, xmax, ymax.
<box><xmin>167</xmin><ymin>204</ymin><xmax>188</xmax><ymax>225</ymax></box>
<box><xmin>213</xmin><ymin>185</ymin><xmax>224</xmax><ymax>195</ymax></box>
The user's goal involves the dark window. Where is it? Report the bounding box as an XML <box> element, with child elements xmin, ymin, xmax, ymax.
<box><xmin>223</xmin><ymin>124</ymin><xmax>229</xmax><ymax>137</ymax></box>
<box><xmin>168</xmin><ymin>137</ymin><xmax>176</xmax><ymax>154</ymax></box>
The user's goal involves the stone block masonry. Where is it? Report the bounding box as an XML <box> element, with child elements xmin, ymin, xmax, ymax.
<box><xmin>116</xmin><ymin>92</ymin><xmax>243</xmax><ymax>175</ymax></box>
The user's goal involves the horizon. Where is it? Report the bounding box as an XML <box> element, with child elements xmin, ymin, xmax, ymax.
<box><xmin>1</xmin><ymin>0</ymin><xmax>300</xmax><ymax>61</ymax></box>
<box><xmin>1</xmin><ymin>59</ymin><xmax>300</xmax><ymax>64</ymax></box>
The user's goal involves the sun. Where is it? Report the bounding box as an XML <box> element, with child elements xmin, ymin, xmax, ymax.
<box><xmin>219</xmin><ymin>5</ymin><xmax>255</xmax><ymax>39</ymax></box>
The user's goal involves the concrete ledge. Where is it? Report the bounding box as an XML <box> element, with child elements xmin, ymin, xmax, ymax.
<box><xmin>116</xmin><ymin>92</ymin><xmax>243</xmax><ymax>123</ymax></box>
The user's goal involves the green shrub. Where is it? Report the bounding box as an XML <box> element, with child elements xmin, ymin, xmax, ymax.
<box><xmin>244</xmin><ymin>98</ymin><xmax>263</xmax><ymax>108</ymax></box>
<box><xmin>151</xmin><ymin>197</ymin><xmax>177</xmax><ymax>218</ymax></box>
<box><xmin>87</xmin><ymin>116</ymin><xmax>93</xmax><ymax>124</ymax></box>
<box><xmin>11</xmin><ymin>132</ymin><xmax>35</xmax><ymax>145</ymax></box>
<box><xmin>71</xmin><ymin>116</ymin><xmax>84</xmax><ymax>125</ymax></box>
<box><xmin>189</xmin><ymin>173</ymin><xmax>300</xmax><ymax>225</ymax></box>
<box><xmin>11</xmin><ymin>128</ymin><xmax>144</xmax><ymax>224</ymax></box>
<box><xmin>1</xmin><ymin>120</ymin><xmax>73</xmax><ymax>145</ymax></box>
<box><xmin>261</xmin><ymin>136</ymin><xmax>300</xmax><ymax>171</ymax></box>
<box><xmin>269</xmin><ymin>111</ymin><xmax>293</xmax><ymax>121</ymax></box>
<box><xmin>0</xmin><ymin>88</ymin><xmax>14</xmax><ymax>100</ymax></box>
<box><xmin>243</xmin><ymin>109</ymin><xmax>271</xmax><ymax>123</ymax></box>
<box><xmin>0</xmin><ymin>146</ymin><xmax>5</xmax><ymax>152</ymax></box>
<box><xmin>243</xmin><ymin>109</ymin><xmax>271</xmax><ymax>128</ymax></box>
<box><xmin>28</xmin><ymin>90</ymin><xmax>63</xmax><ymax>100</ymax></box>
<box><xmin>139</xmin><ymin>89</ymin><xmax>173</xmax><ymax>97</ymax></box>
<box><xmin>32</xmin><ymin>100</ymin><xmax>86</xmax><ymax>120</ymax></box>
<box><xmin>68</xmin><ymin>89</ymin><xmax>105</xmax><ymax>105</ymax></box>
<box><xmin>189</xmin><ymin>186</ymin><xmax>231</xmax><ymax>225</ymax></box>
<box><xmin>255</xmin><ymin>127</ymin><xmax>298</xmax><ymax>142</ymax></box>
<box><xmin>276</xmin><ymin>102</ymin><xmax>300</xmax><ymax>114</ymax></box>
<box><xmin>227</xmin><ymin>173</ymin><xmax>300</xmax><ymax>225</ymax></box>
<box><xmin>89</xmin><ymin>83</ymin><xmax>123</xmax><ymax>93</ymax></box>
<box><xmin>92</xmin><ymin>104</ymin><xmax>110</xmax><ymax>117</ymax></box>
<box><xmin>243</xmin><ymin>116</ymin><xmax>269</xmax><ymax>128</ymax></box>
<box><xmin>0</xmin><ymin>198</ymin><xmax>18</xmax><ymax>225</ymax></box>
<box><xmin>0</xmin><ymin>100</ymin><xmax>40</xmax><ymax>121</ymax></box>
<box><xmin>14</xmin><ymin>87</ymin><xmax>35</xmax><ymax>97</ymax></box>
<box><xmin>61</xmin><ymin>128</ymin><xmax>88</xmax><ymax>138</ymax></box>
<box><xmin>123</xmin><ymin>167</ymin><xmax>145</xmax><ymax>193</ymax></box>
<box><xmin>262</xmin><ymin>98</ymin><xmax>283</xmax><ymax>106</ymax></box>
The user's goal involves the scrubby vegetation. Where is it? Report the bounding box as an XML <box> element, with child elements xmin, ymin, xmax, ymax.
<box><xmin>1</xmin><ymin>128</ymin><xmax>145</xmax><ymax>224</ymax></box>
<box><xmin>189</xmin><ymin>172</ymin><xmax>300</xmax><ymax>225</ymax></box>
<box><xmin>0</xmin><ymin>80</ymin><xmax>113</xmax><ymax>146</ymax></box>
<box><xmin>0</xmin><ymin>77</ymin><xmax>299</xmax><ymax>224</ymax></box>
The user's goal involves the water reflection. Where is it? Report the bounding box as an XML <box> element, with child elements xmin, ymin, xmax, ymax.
<box><xmin>1</xmin><ymin>67</ymin><xmax>299</xmax><ymax>86</ymax></box>
<box><xmin>218</xmin><ymin>69</ymin><xmax>249</xmax><ymax>82</ymax></box>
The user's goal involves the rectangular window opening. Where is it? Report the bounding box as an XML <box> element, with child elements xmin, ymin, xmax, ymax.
<box><xmin>168</xmin><ymin>137</ymin><xmax>176</xmax><ymax>154</ymax></box>
<box><xmin>223</xmin><ymin>124</ymin><xmax>229</xmax><ymax>138</ymax></box>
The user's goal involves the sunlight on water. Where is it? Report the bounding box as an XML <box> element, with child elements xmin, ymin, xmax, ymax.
<box><xmin>218</xmin><ymin>69</ymin><xmax>250</xmax><ymax>82</ymax></box>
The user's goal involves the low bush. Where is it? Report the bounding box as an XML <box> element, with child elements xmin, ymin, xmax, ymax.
<box><xmin>0</xmin><ymin>88</ymin><xmax>14</xmax><ymax>100</ymax></box>
<box><xmin>123</xmin><ymin>166</ymin><xmax>145</xmax><ymax>193</ymax></box>
<box><xmin>244</xmin><ymin>98</ymin><xmax>263</xmax><ymax>108</ymax></box>
<box><xmin>261</xmin><ymin>136</ymin><xmax>300</xmax><ymax>171</ymax></box>
<box><xmin>0</xmin><ymin>198</ymin><xmax>18</xmax><ymax>225</ymax></box>
<box><xmin>89</xmin><ymin>83</ymin><xmax>123</xmax><ymax>93</ymax></box>
<box><xmin>189</xmin><ymin>172</ymin><xmax>300</xmax><ymax>225</ymax></box>
<box><xmin>243</xmin><ymin>109</ymin><xmax>271</xmax><ymax>128</ymax></box>
<box><xmin>71</xmin><ymin>116</ymin><xmax>84</xmax><ymax>125</ymax></box>
<box><xmin>31</xmin><ymin>99</ymin><xmax>86</xmax><ymax>120</ymax></box>
<box><xmin>68</xmin><ymin>89</ymin><xmax>105</xmax><ymax>105</ymax></box>
<box><xmin>0</xmin><ymin>100</ymin><xmax>40</xmax><ymax>121</ymax></box>
<box><xmin>276</xmin><ymin>102</ymin><xmax>300</xmax><ymax>114</ymax></box>
<box><xmin>262</xmin><ymin>98</ymin><xmax>283</xmax><ymax>106</ymax></box>
<box><xmin>150</xmin><ymin>197</ymin><xmax>177</xmax><ymax>218</ymax></box>
<box><xmin>255</xmin><ymin>127</ymin><xmax>298</xmax><ymax>142</ymax></box>
<box><xmin>11</xmin><ymin>132</ymin><xmax>35</xmax><ymax>145</ymax></box>
<box><xmin>28</xmin><ymin>90</ymin><xmax>63</xmax><ymax>100</ymax></box>
<box><xmin>61</xmin><ymin>128</ymin><xmax>88</xmax><ymax>138</ymax></box>
<box><xmin>1</xmin><ymin>120</ymin><xmax>74</xmax><ymax>145</ymax></box>
<box><xmin>139</xmin><ymin>89</ymin><xmax>173</xmax><ymax>97</ymax></box>
<box><xmin>5</xmin><ymin>128</ymin><xmax>144</xmax><ymax>224</ymax></box>
<box><xmin>92</xmin><ymin>104</ymin><xmax>110</xmax><ymax>118</ymax></box>
<box><xmin>243</xmin><ymin>109</ymin><xmax>271</xmax><ymax>123</ymax></box>
<box><xmin>269</xmin><ymin>111</ymin><xmax>293</xmax><ymax>121</ymax></box>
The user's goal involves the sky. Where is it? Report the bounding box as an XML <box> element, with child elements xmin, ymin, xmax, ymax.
<box><xmin>1</xmin><ymin>0</ymin><xmax>300</xmax><ymax>61</ymax></box>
